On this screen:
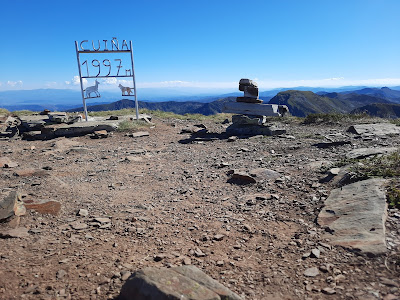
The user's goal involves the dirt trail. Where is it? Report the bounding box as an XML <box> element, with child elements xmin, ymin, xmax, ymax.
<box><xmin>0</xmin><ymin>117</ymin><xmax>399</xmax><ymax>299</ymax></box>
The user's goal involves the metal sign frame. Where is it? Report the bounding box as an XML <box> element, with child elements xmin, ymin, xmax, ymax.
<box><xmin>75</xmin><ymin>38</ymin><xmax>139</xmax><ymax>121</ymax></box>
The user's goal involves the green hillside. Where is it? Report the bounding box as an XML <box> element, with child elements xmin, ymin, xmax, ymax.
<box><xmin>351</xmin><ymin>103</ymin><xmax>400</xmax><ymax>118</ymax></box>
<box><xmin>268</xmin><ymin>90</ymin><xmax>391</xmax><ymax>117</ymax></box>
<box><xmin>67</xmin><ymin>91</ymin><xmax>394</xmax><ymax>118</ymax></box>
<box><xmin>268</xmin><ymin>90</ymin><xmax>349</xmax><ymax>117</ymax></box>
<box><xmin>67</xmin><ymin>97</ymin><xmax>237</xmax><ymax>116</ymax></box>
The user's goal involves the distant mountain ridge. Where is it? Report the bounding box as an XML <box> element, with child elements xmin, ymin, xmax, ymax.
<box><xmin>67</xmin><ymin>97</ymin><xmax>237</xmax><ymax>116</ymax></box>
<box><xmin>268</xmin><ymin>90</ymin><xmax>392</xmax><ymax>117</ymax></box>
<box><xmin>67</xmin><ymin>89</ymin><xmax>396</xmax><ymax>118</ymax></box>
<box><xmin>351</xmin><ymin>103</ymin><xmax>400</xmax><ymax>118</ymax></box>
<box><xmin>268</xmin><ymin>90</ymin><xmax>349</xmax><ymax>117</ymax></box>
<box><xmin>343</xmin><ymin>87</ymin><xmax>400</xmax><ymax>102</ymax></box>
<box><xmin>2</xmin><ymin>86</ymin><xmax>400</xmax><ymax>117</ymax></box>
<box><xmin>317</xmin><ymin>87</ymin><xmax>400</xmax><ymax>103</ymax></box>
<box><xmin>0</xmin><ymin>88</ymin><xmax>239</xmax><ymax>111</ymax></box>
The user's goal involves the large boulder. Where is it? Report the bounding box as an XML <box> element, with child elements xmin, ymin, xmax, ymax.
<box><xmin>0</xmin><ymin>191</ymin><xmax>25</xmax><ymax>221</ymax></box>
<box><xmin>0</xmin><ymin>191</ymin><xmax>18</xmax><ymax>221</ymax></box>
<box><xmin>119</xmin><ymin>265</ymin><xmax>243</xmax><ymax>300</ymax></box>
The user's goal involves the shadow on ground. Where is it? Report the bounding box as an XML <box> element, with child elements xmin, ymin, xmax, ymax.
<box><xmin>178</xmin><ymin>131</ymin><xmax>267</xmax><ymax>144</ymax></box>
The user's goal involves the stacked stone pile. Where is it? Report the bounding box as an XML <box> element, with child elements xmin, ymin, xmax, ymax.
<box><xmin>237</xmin><ymin>78</ymin><xmax>263</xmax><ymax>104</ymax></box>
<box><xmin>0</xmin><ymin>115</ymin><xmax>20</xmax><ymax>138</ymax></box>
<box><xmin>0</xmin><ymin>111</ymin><xmax>151</xmax><ymax>140</ymax></box>
<box><xmin>223</xmin><ymin>78</ymin><xmax>289</xmax><ymax>136</ymax></box>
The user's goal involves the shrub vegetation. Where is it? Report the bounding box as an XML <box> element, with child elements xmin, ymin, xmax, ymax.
<box><xmin>88</xmin><ymin>108</ymin><xmax>232</xmax><ymax>123</ymax></box>
<box><xmin>116</xmin><ymin>120</ymin><xmax>151</xmax><ymax>132</ymax></box>
<box><xmin>0</xmin><ymin>108</ymin><xmax>10</xmax><ymax>115</ymax></box>
<box><xmin>303</xmin><ymin>112</ymin><xmax>376</xmax><ymax>124</ymax></box>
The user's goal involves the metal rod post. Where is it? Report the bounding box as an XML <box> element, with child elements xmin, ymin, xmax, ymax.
<box><xmin>75</xmin><ymin>41</ymin><xmax>88</xmax><ymax>121</ymax></box>
<box><xmin>130</xmin><ymin>41</ymin><xmax>139</xmax><ymax>121</ymax></box>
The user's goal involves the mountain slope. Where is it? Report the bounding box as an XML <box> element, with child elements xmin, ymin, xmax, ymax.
<box><xmin>268</xmin><ymin>90</ymin><xmax>350</xmax><ymax>117</ymax></box>
<box><xmin>323</xmin><ymin>92</ymin><xmax>392</xmax><ymax>106</ymax></box>
<box><xmin>67</xmin><ymin>97</ymin><xmax>238</xmax><ymax>116</ymax></box>
<box><xmin>192</xmin><ymin>97</ymin><xmax>236</xmax><ymax>115</ymax></box>
<box><xmin>343</xmin><ymin>87</ymin><xmax>400</xmax><ymax>102</ymax></box>
<box><xmin>67</xmin><ymin>99</ymin><xmax>204</xmax><ymax>115</ymax></box>
<box><xmin>268</xmin><ymin>90</ymin><xmax>392</xmax><ymax>117</ymax></box>
<box><xmin>351</xmin><ymin>103</ymin><xmax>400</xmax><ymax>118</ymax></box>
<box><xmin>318</xmin><ymin>87</ymin><xmax>400</xmax><ymax>103</ymax></box>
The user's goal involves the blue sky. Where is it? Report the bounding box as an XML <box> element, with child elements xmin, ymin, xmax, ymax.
<box><xmin>0</xmin><ymin>0</ymin><xmax>399</xmax><ymax>92</ymax></box>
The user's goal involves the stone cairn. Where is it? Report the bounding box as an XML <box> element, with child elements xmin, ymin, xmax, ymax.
<box><xmin>223</xmin><ymin>78</ymin><xmax>289</xmax><ymax>136</ymax></box>
<box><xmin>237</xmin><ymin>78</ymin><xmax>263</xmax><ymax>103</ymax></box>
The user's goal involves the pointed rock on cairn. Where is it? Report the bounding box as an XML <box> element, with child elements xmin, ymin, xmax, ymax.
<box><xmin>223</xmin><ymin>79</ymin><xmax>289</xmax><ymax>136</ymax></box>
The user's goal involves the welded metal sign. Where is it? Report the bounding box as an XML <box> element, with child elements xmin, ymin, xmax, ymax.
<box><xmin>75</xmin><ymin>37</ymin><xmax>138</xmax><ymax>121</ymax></box>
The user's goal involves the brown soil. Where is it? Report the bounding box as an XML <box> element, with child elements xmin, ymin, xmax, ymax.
<box><xmin>0</xmin><ymin>117</ymin><xmax>399</xmax><ymax>299</ymax></box>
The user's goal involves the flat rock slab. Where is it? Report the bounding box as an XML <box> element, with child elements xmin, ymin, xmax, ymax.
<box><xmin>346</xmin><ymin>147</ymin><xmax>398</xmax><ymax>159</ymax></box>
<box><xmin>19</xmin><ymin>115</ymin><xmax>49</xmax><ymax>130</ymax></box>
<box><xmin>93</xmin><ymin>217</ymin><xmax>111</xmax><ymax>223</ymax></box>
<box><xmin>0</xmin><ymin>227</ymin><xmax>30</xmax><ymax>239</ymax></box>
<box><xmin>129</xmin><ymin>131</ymin><xmax>150</xmax><ymax>138</ymax></box>
<box><xmin>249</xmin><ymin>168</ymin><xmax>281</xmax><ymax>181</ymax></box>
<box><xmin>347</xmin><ymin>123</ymin><xmax>400</xmax><ymax>137</ymax></box>
<box><xmin>19</xmin><ymin>115</ymin><xmax>49</xmax><ymax>123</ymax></box>
<box><xmin>318</xmin><ymin>178</ymin><xmax>388</xmax><ymax>255</ymax></box>
<box><xmin>70</xmin><ymin>222</ymin><xmax>88</xmax><ymax>230</ymax></box>
<box><xmin>236</xmin><ymin>97</ymin><xmax>263</xmax><ymax>104</ymax></box>
<box><xmin>119</xmin><ymin>265</ymin><xmax>242</xmax><ymax>300</ymax></box>
<box><xmin>42</xmin><ymin>121</ymin><xmax>119</xmax><ymax>138</ymax></box>
<box><xmin>313</xmin><ymin>141</ymin><xmax>351</xmax><ymax>148</ymax></box>
<box><xmin>223</xmin><ymin>102</ymin><xmax>283</xmax><ymax>116</ymax></box>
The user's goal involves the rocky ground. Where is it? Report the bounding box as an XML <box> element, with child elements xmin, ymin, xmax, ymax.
<box><xmin>0</xmin><ymin>115</ymin><xmax>399</xmax><ymax>299</ymax></box>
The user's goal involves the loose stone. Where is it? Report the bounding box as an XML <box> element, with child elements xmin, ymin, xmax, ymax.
<box><xmin>310</xmin><ymin>248</ymin><xmax>320</xmax><ymax>259</ymax></box>
<box><xmin>322</xmin><ymin>287</ymin><xmax>336</xmax><ymax>295</ymax></box>
<box><xmin>303</xmin><ymin>267</ymin><xmax>319</xmax><ymax>277</ymax></box>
